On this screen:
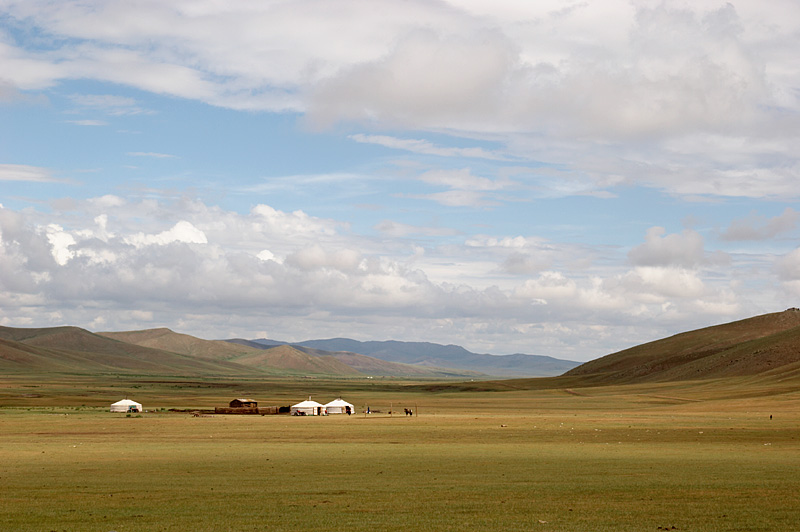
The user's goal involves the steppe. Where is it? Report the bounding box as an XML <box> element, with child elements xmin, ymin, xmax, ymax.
<box><xmin>2</xmin><ymin>373</ymin><xmax>799</xmax><ymax>532</ymax></box>
<box><xmin>4</xmin><ymin>310</ymin><xmax>800</xmax><ymax>531</ymax></box>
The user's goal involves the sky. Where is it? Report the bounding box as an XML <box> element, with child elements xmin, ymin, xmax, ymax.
<box><xmin>1</xmin><ymin>0</ymin><xmax>800</xmax><ymax>362</ymax></box>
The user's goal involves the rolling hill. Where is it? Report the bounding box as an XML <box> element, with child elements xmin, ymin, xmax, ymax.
<box><xmin>9</xmin><ymin>308</ymin><xmax>799</xmax><ymax>383</ymax></box>
<box><xmin>234</xmin><ymin>338</ymin><xmax>579</xmax><ymax>377</ymax></box>
<box><xmin>564</xmin><ymin>308</ymin><xmax>800</xmax><ymax>384</ymax></box>
<box><xmin>103</xmin><ymin>328</ymin><xmax>478</xmax><ymax>378</ymax></box>
<box><xmin>100</xmin><ymin>328</ymin><xmax>362</xmax><ymax>376</ymax></box>
<box><xmin>0</xmin><ymin>325</ymin><xmax>479</xmax><ymax>378</ymax></box>
<box><xmin>0</xmin><ymin>325</ymin><xmax>256</xmax><ymax>376</ymax></box>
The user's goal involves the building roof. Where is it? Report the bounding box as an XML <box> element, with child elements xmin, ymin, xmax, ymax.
<box><xmin>291</xmin><ymin>399</ymin><xmax>325</xmax><ymax>408</ymax></box>
<box><xmin>324</xmin><ymin>398</ymin><xmax>353</xmax><ymax>407</ymax></box>
<box><xmin>111</xmin><ymin>399</ymin><xmax>141</xmax><ymax>406</ymax></box>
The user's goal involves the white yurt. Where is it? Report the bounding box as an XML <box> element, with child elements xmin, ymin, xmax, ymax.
<box><xmin>324</xmin><ymin>398</ymin><xmax>354</xmax><ymax>414</ymax></box>
<box><xmin>110</xmin><ymin>399</ymin><xmax>142</xmax><ymax>413</ymax></box>
<box><xmin>290</xmin><ymin>398</ymin><xmax>325</xmax><ymax>416</ymax></box>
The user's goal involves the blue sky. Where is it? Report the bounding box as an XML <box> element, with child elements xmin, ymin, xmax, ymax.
<box><xmin>1</xmin><ymin>0</ymin><xmax>799</xmax><ymax>361</ymax></box>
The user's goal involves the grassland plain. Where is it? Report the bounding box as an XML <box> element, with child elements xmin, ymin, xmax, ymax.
<box><xmin>1</xmin><ymin>375</ymin><xmax>800</xmax><ymax>531</ymax></box>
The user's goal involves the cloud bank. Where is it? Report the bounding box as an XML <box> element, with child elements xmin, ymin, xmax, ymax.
<box><xmin>2</xmin><ymin>1</ymin><xmax>800</xmax><ymax>360</ymax></box>
<box><xmin>0</xmin><ymin>195</ymin><xmax>792</xmax><ymax>360</ymax></box>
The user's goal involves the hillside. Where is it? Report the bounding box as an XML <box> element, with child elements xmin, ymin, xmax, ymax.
<box><xmin>225</xmin><ymin>344</ymin><xmax>362</xmax><ymax>376</ymax></box>
<box><xmin>293</xmin><ymin>346</ymin><xmax>484</xmax><ymax>378</ymax></box>
<box><xmin>0</xmin><ymin>325</ymin><xmax>256</xmax><ymax>376</ymax></box>
<box><xmin>565</xmin><ymin>308</ymin><xmax>800</xmax><ymax>383</ymax></box>
<box><xmin>100</xmin><ymin>328</ymin><xmax>269</xmax><ymax>362</ymax></box>
<box><xmin>241</xmin><ymin>338</ymin><xmax>579</xmax><ymax>377</ymax></box>
<box><xmin>106</xmin><ymin>328</ymin><xmax>476</xmax><ymax>378</ymax></box>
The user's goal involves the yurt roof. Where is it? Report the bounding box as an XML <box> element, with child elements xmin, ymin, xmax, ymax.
<box><xmin>292</xmin><ymin>399</ymin><xmax>324</xmax><ymax>408</ymax></box>
<box><xmin>111</xmin><ymin>399</ymin><xmax>141</xmax><ymax>406</ymax></box>
<box><xmin>324</xmin><ymin>398</ymin><xmax>353</xmax><ymax>407</ymax></box>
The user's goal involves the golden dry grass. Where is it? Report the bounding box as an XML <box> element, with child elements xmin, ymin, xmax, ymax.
<box><xmin>2</xmin><ymin>374</ymin><xmax>800</xmax><ymax>531</ymax></box>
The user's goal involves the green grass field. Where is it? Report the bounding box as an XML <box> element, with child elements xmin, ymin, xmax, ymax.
<box><xmin>2</xmin><ymin>375</ymin><xmax>799</xmax><ymax>531</ymax></box>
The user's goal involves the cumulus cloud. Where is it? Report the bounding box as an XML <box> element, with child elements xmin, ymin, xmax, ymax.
<box><xmin>124</xmin><ymin>221</ymin><xmax>208</xmax><ymax>248</ymax></box>
<box><xmin>721</xmin><ymin>208</ymin><xmax>799</xmax><ymax>241</ymax></box>
<box><xmin>0</xmin><ymin>1</ymin><xmax>792</xmax><ymax>135</ymax></box>
<box><xmin>310</xmin><ymin>27</ymin><xmax>518</xmax><ymax>129</ymax></box>
<box><xmin>285</xmin><ymin>246</ymin><xmax>362</xmax><ymax>272</ymax></box>
<box><xmin>462</xmin><ymin>235</ymin><xmax>556</xmax><ymax>275</ymax></box>
<box><xmin>622</xmin><ymin>267</ymin><xmax>707</xmax><ymax>300</ymax></box>
<box><xmin>306</xmin><ymin>2</ymin><xmax>773</xmax><ymax>139</ymax></box>
<box><xmin>502</xmin><ymin>252</ymin><xmax>553</xmax><ymax>275</ymax></box>
<box><xmin>775</xmin><ymin>248</ymin><xmax>800</xmax><ymax>281</ymax></box>
<box><xmin>0</xmin><ymin>195</ymin><xmax>785</xmax><ymax>359</ymax></box>
<box><xmin>2</xmin><ymin>1</ymin><xmax>800</xmax><ymax>200</ymax></box>
<box><xmin>250</xmin><ymin>204</ymin><xmax>338</xmax><ymax>238</ymax></box>
<box><xmin>628</xmin><ymin>227</ymin><xmax>707</xmax><ymax>268</ymax></box>
<box><xmin>4</xmin><ymin>1</ymin><xmax>800</xmax><ymax>358</ymax></box>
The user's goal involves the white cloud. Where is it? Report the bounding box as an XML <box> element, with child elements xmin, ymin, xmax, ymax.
<box><xmin>406</xmin><ymin>168</ymin><xmax>515</xmax><ymax>207</ymax></box>
<box><xmin>623</xmin><ymin>267</ymin><xmax>707</xmax><ymax>300</ymax></box>
<box><xmin>776</xmin><ymin>248</ymin><xmax>800</xmax><ymax>281</ymax></box>
<box><xmin>408</xmin><ymin>189</ymin><xmax>495</xmax><ymax>208</ymax></box>
<box><xmin>501</xmin><ymin>252</ymin><xmax>553</xmax><ymax>275</ymax></box>
<box><xmin>628</xmin><ymin>227</ymin><xmax>708</xmax><ymax>268</ymax></box>
<box><xmin>418</xmin><ymin>168</ymin><xmax>508</xmax><ymax>191</ymax></box>
<box><xmin>310</xmin><ymin>27</ymin><xmax>518</xmax><ymax>129</ymax></box>
<box><xmin>68</xmin><ymin>93</ymin><xmax>151</xmax><ymax>115</ymax></box>
<box><xmin>44</xmin><ymin>224</ymin><xmax>76</xmax><ymax>266</ymax></box>
<box><xmin>88</xmin><ymin>195</ymin><xmax>126</xmax><ymax>208</ymax></box>
<box><xmin>257</xmin><ymin>249</ymin><xmax>276</xmax><ymax>262</ymax></box>
<box><xmin>517</xmin><ymin>271</ymin><xmax>578</xmax><ymax>303</ymax></box>
<box><xmin>0</xmin><ymin>79</ymin><xmax>25</xmax><ymax>102</ymax></box>
<box><xmin>251</xmin><ymin>204</ymin><xmax>338</xmax><ymax>237</ymax></box>
<box><xmin>466</xmin><ymin>235</ymin><xmax>537</xmax><ymax>249</ymax></box>
<box><xmin>4</xmin><ymin>1</ymin><xmax>800</xmax><ymax>358</ymax></box>
<box><xmin>285</xmin><ymin>246</ymin><xmax>362</xmax><ymax>273</ymax></box>
<box><xmin>129</xmin><ymin>310</ymin><xmax>153</xmax><ymax>321</ymax></box>
<box><xmin>66</xmin><ymin>119</ymin><xmax>107</xmax><ymax>126</ymax></box>
<box><xmin>2</xmin><ymin>0</ymin><xmax>800</xmax><ymax>201</ymax></box>
<box><xmin>124</xmin><ymin>220</ymin><xmax>208</xmax><ymax>248</ymax></box>
<box><xmin>721</xmin><ymin>208</ymin><xmax>799</xmax><ymax>241</ymax></box>
<box><xmin>0</xmin><ymin>195</ymin><xmax>788</xmax><ymax>359</ymax></box>
<box><xmin>0</xmin><ymin>164</ymin><xmax>61</xmax><ymax>182</ymax></box>
<box><xmin>374</xmin><ymin>220</ymin><xmax>456</xmax><ymax>238</ymax></box>
<box><xmin>349</xmin><ymin>134</ymin><xmax>504</xmax><ymax>160</ymax></box>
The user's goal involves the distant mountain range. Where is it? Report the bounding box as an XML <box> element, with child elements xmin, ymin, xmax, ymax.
<box><xmin>0</xmin><ymin>324</ymin><xmax>577</xmax><ymax>378</ymax></box>
<box><xmin>99</xmin><ymin>328</ymin><xmax>478</xmax><ymax>378</ymax></box>
<box><xmin>227</xmin><ymin>337</ymin><xmax>580</xmax><ymax>377</ymax></box>
<box><xmin>0</xmin><ymin>325</ymin><xmax>487</xmax><ymax>378</ymax></box>
<box><xmin>4</xmin><ymin>309</ymin><xmax>800</xmax><ymax>383</ymax></box>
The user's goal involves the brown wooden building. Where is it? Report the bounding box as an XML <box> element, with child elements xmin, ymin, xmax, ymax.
<box><xmin>229</xmin><ymin>398</ymin><xmax>257</xmax><ymax>408</ymax></box>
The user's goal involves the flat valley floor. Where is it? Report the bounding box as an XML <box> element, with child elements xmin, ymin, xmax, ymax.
<box><xmin>2</xmin><ymin>376</ymin><xmax>799</xmax><ymax>531</ymax></box>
